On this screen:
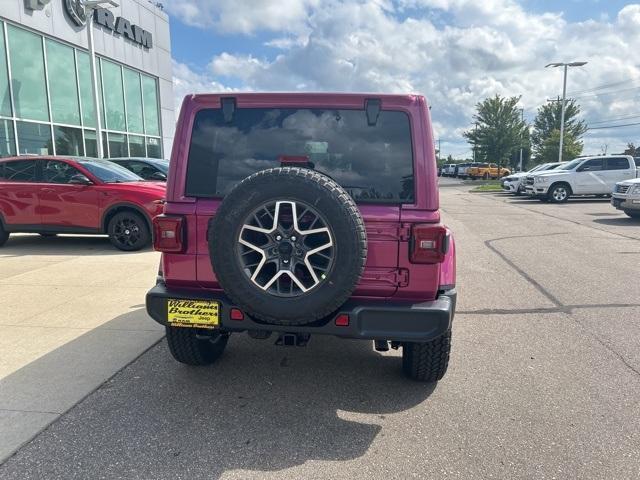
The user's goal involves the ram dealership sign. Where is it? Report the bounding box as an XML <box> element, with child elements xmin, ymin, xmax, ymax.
<box><xmin>62</xmin><ymin>0</ymin><xmax>153</xmax><ymax>49</ymax></box>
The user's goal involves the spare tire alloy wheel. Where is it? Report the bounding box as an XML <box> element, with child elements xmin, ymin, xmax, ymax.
<box><xmin>209</xmin><ymin>167</ymin><xmax>367</xmax><ymax>326</ymax></box>
<box><xmin>238</xmin><ymin>200</ymin><xmax>334</xmax><ymax>296</ymax></box>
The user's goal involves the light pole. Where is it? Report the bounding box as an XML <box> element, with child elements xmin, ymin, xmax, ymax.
<box><xmin>545</xmin><ymin>61</ymin><xmax>587</xmax><ymax>163</ymax></box>
<box><xmin>83</xmin><ymin>1</ymin><xmax>119</xmax><ymax>158</ymax></box>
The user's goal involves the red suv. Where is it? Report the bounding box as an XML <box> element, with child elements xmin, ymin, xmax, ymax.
<box><xmin>0</xmin><ymin>156</ymin><xmax>165</xmax><ymax>251</ymax></box>
<box><xmin>146</xmin><ymin>93</ymin><xmax>456</xmax><ymax>382</ymax></box>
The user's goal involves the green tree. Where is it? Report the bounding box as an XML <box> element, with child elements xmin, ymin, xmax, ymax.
<box><xmin>532</xmin><ymin>99</ymin><xmax>587</xmax><ymax>162</ymax></box>
<box><xmin>463</xmin><ymin>95</ymin><xmax>528</xmax><ymax>170</ymax></box>
<box><xmin>537</xmin><ymin>130</ymin><xmax>583</xmax><ymax>163</ymax></box>
<box><xmin>623</xmin><ymin>143</ymin><xmax>639</xmax><ymax>156</ymax></box>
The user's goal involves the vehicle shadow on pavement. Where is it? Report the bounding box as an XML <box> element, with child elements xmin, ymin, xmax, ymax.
<box><xmin>593</xmin><ymin>217</ymin><xmax>640</xmax><ymax>226</ymax></box>
<box><xmin>0</xmin><ymin>317</ymin><xmax>435</xmax><ymax>479</ymax></box>
<box><xmin>0</xmin><ymin>234</ymin><xmax>152</xmax><ymax>256</ymax></box>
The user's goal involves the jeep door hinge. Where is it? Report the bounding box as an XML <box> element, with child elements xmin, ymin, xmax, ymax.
<box><xmin>396</xmin><ymin>268</ymin><xmax>410</xmax><ymax>287</ymax></box>
<box><xmin>398</xmin><ymin>225</ymin><xmax>411</xmax><ymax>241</ymax></box>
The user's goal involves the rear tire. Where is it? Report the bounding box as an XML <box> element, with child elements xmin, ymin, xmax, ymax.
<box><xmin>165</xmin><ymin>327</ymin><xmax>229</xmax><ymax>365</ymax></box>
<box><xmin>402</xmin><ymin>331</ymin><xmax>451</xmax><ymax>382</ymax></box>
<box><xmin>0</xmin><ymin>223</ymin><xmax>8</xmax><ymax>247</ymax></box>
<box><xmin>624</xmin><ymin>210</ymin><xmax>640</xmax><ymax>219</ymax></box>
<box><xmin>108</xmin><ymin>211</ymin><xmax>150</xmax><ymax>251</ymax></box>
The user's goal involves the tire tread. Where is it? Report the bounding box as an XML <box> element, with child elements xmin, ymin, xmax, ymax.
<box><xmin>402</xmin><ymin>331</ymin><xmax>451</xmax><ymax>382</ymax></box>
<box><xmin>165</xmin><ymin>327</ymin><xmax>228</xmax><ymax>365</ymax></box>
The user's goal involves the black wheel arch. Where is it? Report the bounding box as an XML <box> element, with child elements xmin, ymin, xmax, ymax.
<box><xmin>102</xmin><ymin>203</ymin><xmax>152</xmax><ymax>234</ymax></box>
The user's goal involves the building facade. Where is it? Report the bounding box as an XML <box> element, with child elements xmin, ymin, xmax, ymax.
<box><xmin>0</xmin><ymin>0</ymin><xmax>174</xmax><ymax>159</ymax></box>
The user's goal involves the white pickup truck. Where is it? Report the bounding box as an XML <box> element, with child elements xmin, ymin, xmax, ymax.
<box><xmin>524</xmin><ymin>155</ymin><xmax>640</xmax><ymax>203</ymax></box>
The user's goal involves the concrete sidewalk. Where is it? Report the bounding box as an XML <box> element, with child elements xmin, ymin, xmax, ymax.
<box><xmin>0</xmin><ymin>234</ymin><xmax>164</xmax><ymax>462</ymax></box>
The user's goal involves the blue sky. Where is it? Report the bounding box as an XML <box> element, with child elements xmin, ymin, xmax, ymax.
<box><xmin>170</xmin><ymin>0</ymin><xmax>633</xmax><ymax>75</ymax></box>
<box><xmin>165</xmin><ymin>0</ymin><xmax>640</xmax><ymax>157</ymax></box>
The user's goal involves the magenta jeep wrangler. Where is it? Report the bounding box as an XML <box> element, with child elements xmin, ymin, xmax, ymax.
<box><xmin>146</xmin><ymin>93</ymin><xmax>456</xmax><ymax>382</ymax></box>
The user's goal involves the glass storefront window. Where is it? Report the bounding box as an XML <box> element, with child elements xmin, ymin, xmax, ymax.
<box><xmin>141</xmin><ymin>75</ymin><xmax>159</xmax><ymax>136</ymax></box>
<box><xmin>0</xmin><ymin>119</ymin><xmax>15</xmax><ymax>157</ymax></box>
<box><xmin>146</xmin><ymin>137</ymin><xmax>161</xmax><ymax>158</ymax></box>
<box><xmin>76</xmin><ymin>52</ymin><xmax>96</xmax><ymax>128</ymax></box>
<box><xmin>7</xmin><ymin>26</ymin><xmax>49</xmax><ymax>122</ymax></box>
<box><xmin>129</xmin><ymin>134</ymin><xmax>145</xmax><ymax>156</ymax></box>
<box><xmin>123</xmin><ymin>68</ymin><xmax>143</xmax><ymax>134</ymax></box>
<box><xmin>84</xmin><ymin>129</ymin><xmax>97</xmax><ymax>157</ymax></box>
<box><xmin>108</xmin><ymin>132</ymin><xmax>127</xmax><ymax>157</ymax></box>
<box><xmin>97</xmin><ymin>59</ymin><xmax>106</xmax><ymax>126</ymax></box>
<box><xmin>0</xmin><ymin>24</ymin><xmax>12</xmax><ymax>117</ymax></box>
<box><xmin>0</xmin><ymin>24</ymin><xmax>163</xmax><ymax>160</ymax></box>
<box><xmin>54</xmin><ymin>125</ymin><xmax>84</xmax><ymax>156</ymax></box>
<box><xmin>46</xmin><ymin>40</ymin><xmax>81</xmax><ymax>125</ymax></box>
<box><xmin>16</xmin><ymin>121</ymin><xmax>52</xmax><ymax>155</ymax></box>
<box><xmin>101</xmin><ymin>60</ymin><xmax>126</xmax><ymax>131</ymax></box>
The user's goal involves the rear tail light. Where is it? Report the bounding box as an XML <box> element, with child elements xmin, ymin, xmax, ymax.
<box><xmin>410</xmin><ymin>224</ymin><xmax>448</xmax><ymax>264</ymax></box>
<box><xmin>153</xmin><ymin>215</ymin><xmax>184</xmax><ymax>253</ymax></box>
<box><xmin>230</xmin><ymin>308</ymin><xmax>244</xmax><ymax>321</ymax></box>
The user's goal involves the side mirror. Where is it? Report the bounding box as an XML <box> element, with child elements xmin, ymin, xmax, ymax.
<box><xmin>69</xmin><ymin>174</ymin><xmax>92</xmax><ymax>185</ymax></box>
<box><xmin>150</xmin><ymin>171</ymin><xmax>167</xmax><ymax>181</ymax></box>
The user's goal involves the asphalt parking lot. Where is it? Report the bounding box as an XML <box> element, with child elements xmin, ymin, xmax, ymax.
<box><xmin>2</xmin><ymin>177</ymin><xmax>640</xmax><ymax>479</ymax></box>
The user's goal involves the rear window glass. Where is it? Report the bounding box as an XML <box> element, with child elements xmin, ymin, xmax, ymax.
<box><xmin>606</xmin><ymin>157</ymin><xmax>630</xmax><ymax>170</ymax></box>
<box><xmin>185</xmin><ymin>108</ymin><xmax>415</xmax><ymax>203</ymax></box>
<box><xmin>1</xmin><ymin>160</ymin><xmax>37</xmax><ymax>182</ymax></box>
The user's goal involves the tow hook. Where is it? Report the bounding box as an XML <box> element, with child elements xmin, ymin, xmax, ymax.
<box><xmin>275</xmin><ymin>333</ymin><xmax>310</xmax><ymax>347</ymax></box>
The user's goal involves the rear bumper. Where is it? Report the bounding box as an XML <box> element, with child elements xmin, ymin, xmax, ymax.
<box><xmin>146</xmin><ymin>282</ymin><xmax>456</xmax><ymax>343</ymax></box>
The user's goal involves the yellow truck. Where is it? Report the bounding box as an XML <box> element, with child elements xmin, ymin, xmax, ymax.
<box><xmin>467</xmin><ymin>163</ymin><xmax>511</xmax><ymax>180</ymax></box>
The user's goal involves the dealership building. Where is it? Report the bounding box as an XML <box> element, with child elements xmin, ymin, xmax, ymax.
<box><xmin>0</xmin><ymin>0</ymin><xmax>174</xmax><ymax>159</ymax></box>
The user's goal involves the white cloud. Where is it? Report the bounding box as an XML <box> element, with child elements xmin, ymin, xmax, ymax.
<box><xmin>170</xmin><ymin>1</ymin><xmax>640</xmax><ymax>157</ymax></box>
<box><xmin>163</xmin><ymin>0</ymin><xmax>319</xmax><ymax>34</ymax></box>
<box><xmin>172</xmin><ymin>61</ymin><xmax>237</xmax><ymax>112</ymax></box>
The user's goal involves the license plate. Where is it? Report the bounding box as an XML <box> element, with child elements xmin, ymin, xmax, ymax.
<box><xmin>167</xmin><ymin>299</ymin><xmax>220</xmax><ymax>329</ymax></box>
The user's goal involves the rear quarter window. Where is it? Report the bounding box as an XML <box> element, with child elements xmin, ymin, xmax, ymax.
<box><xmin>185</xmin><ymin>107</ymin><xmax>415</xmax><ymax>203</ymax></box>
<box><xmin>605</xmin><ymin>157</ymin><xmax>631</xmax><ymax>170</ymax></box>
<box><xmin>1</xmin><ymin>160</ymin><xmax>37</xmax><ymax>182</ymax></box>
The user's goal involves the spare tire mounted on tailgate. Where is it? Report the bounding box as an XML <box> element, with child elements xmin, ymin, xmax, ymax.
<box><xmin>208</xmin><ymin>167</ymin><xmax>367</xmax><ymax>326</ymax></box>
